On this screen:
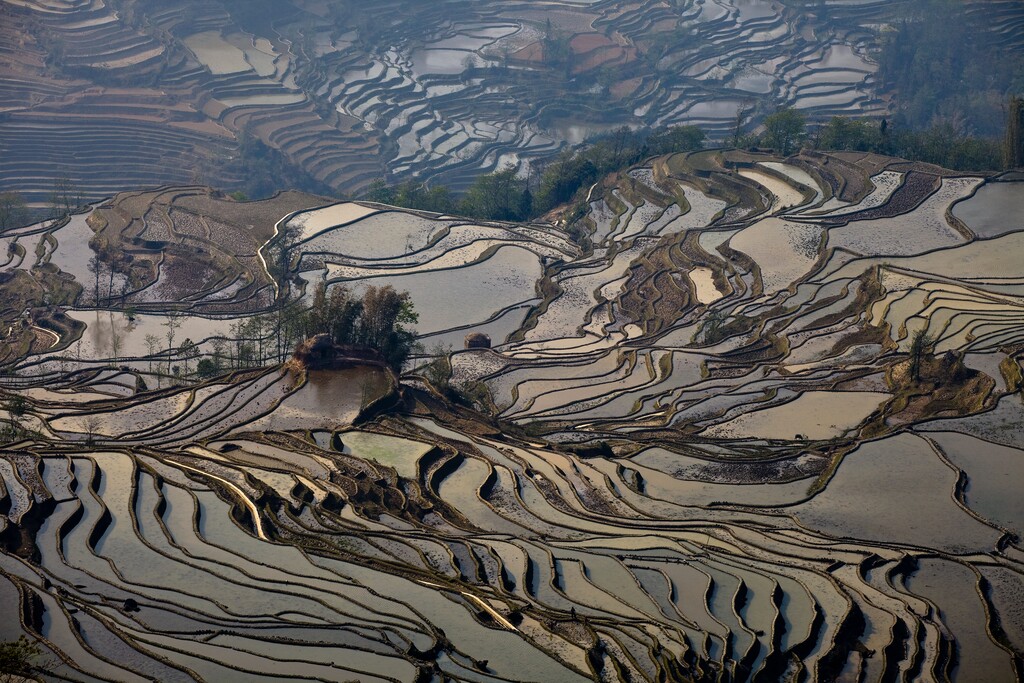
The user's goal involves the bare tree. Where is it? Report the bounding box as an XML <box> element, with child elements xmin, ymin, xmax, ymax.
<box><xmin>162</xmin><ymin>314</ymin><xmax>183</xmax><ymax>375</ymax></box>
<box><xmin>108</xmin><ymin>312</ymin><xmax>122</xmax><ymax>360</ymax></box>
<box><xmin>144</xmin><ymin>333</ymin><xmax>161</xmax><ymax>374</ymax></box>
<box><xmin>48</xmin><ymin>175</ymin><xmax>79</xmax><ymax>225</ymax></box>
<box><xmin>83</xmin><ymin>416</ymin><xmax>101</xmax><ymax>446</ymax></box>
<box><xmin>211</xmin><ymin>337</ymin><xmax>227</xmax><ymax>372</ymax></box>
<box><xmin>229</xmin><ymin>319</ymin><xmax>244</xmax><ymax>368</ymax></box>
<box><xmin>87</xmin><ymin>255</ymin><xmax>102</xmax><ymax>304</ymax></box>
<box><xmin>731</xmin><ymin>100</ymin><xmax>755</xmax><ymax>148</ymax></box>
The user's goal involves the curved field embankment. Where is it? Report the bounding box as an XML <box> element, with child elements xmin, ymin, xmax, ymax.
<box><xmin>1</xmin><ymin>149</ymin><xmax>1023</xmax><ymax>682</ymax></box>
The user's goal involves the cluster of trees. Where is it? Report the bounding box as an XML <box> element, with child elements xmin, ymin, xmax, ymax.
<box><xmin>186</xmin><ymin>284</ymin><xmax>418</xmax><ymax>378</ymax></box>
<box><xmin>227</xmin><ymin>129</ymin><xmax>332</xmax><ymax>200</ymax></box>
<box><xmin>362</xmin><ymin>101</ymin><xmax>1019</xmax><ymax>228</ymax></box>
<box><xmin>826</xmin><ymin>118</ymin><xmax>1002</xmax><ymax>171</ymax></box>
<box><xmin>305</xmin><ymin>282</ymin><xmax>418</xmax><ymax>369</ymax></box>
<box><xmin>364</xmin><ymin>166</ymin><xmax>533</xmax><ymax>222</ymax></box>
<box><xmin>809</xmin><ymin>113</ymin><xmax>1004</xmax><ymax>171</ymax></box>
<box><xmin>0</xmin><ymin>395</ymin><xmax>32</xmax><ymax>444</ymax></box>
<box><xmin>533</xmin><ymin>124</ymin><xmax>706</xmax><ymax>214</ymax></box>
<box><xmin>1</xmin><ymin>177</ymin><xmax>87</xmax><ymax>232</ymax></box>
<box><xmin>0</xmin><ymin>192</ymin><xmax>29</xmax><ymax>232</ymax></box>
<box><xmin>1</xmin><ymin>177</ymin><xmax>87</xmax><ymax>234</ymax></box>
<box><xmin>760</xmin><ymin>109</ymin><xmax>807</xmax><ymax>156</ymax></box>
<box><xmin>363</xmin><ymin>124</ymin><xmax>707</xmax><ymax>223</ymax></box>
<box><xmin>0</xmin><ymin>636</ymin><xmax>47</xmax><ymax>681</ymax></box>
<box><xmin>876</xmin><ymin>0</ymin><xmax>1024</xmax><ymax>137</ymax></box>
<box><xmin>87</xmin><ymin>239</ymin><xmax>136</xmax><ymax>304</ymax></box>
<box><xmin>908</xmin><ymin>329</ymin><xmax>935</xmax><ymax>383</ymax></box>
<box><xmin>753</xmin><ymin>107</ymin><xmax>1005</xmax><ymax>172</ymax></box>
<box><xmin>47</xmin><ymin>176</ymin><xmax>83</xmax><ymax>223</ymax></box>
<box><xmin>364</xmin><ymin>100</ymin><xmax>1016</xmax><ymax>230</ymax></box>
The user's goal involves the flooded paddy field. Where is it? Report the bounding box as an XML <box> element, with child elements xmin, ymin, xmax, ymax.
<box><xmin>2</xmin><ymin>149</ymin><xmax>1023</xmax><ymax>681</ymax></box>
<box><xmin>12</xmin><ymin>0</ymin><xmax>1017</xmax><ymax>204</ymax></box>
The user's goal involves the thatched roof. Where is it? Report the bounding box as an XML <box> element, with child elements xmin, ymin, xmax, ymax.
<box><xmin>309</xmin><ymin>333</ymin><xmax>333</xmax><ymax>351</ymax></box>
<box><xmin>292</xmin><ymin>335</ymin><xmax>388</xmax><ymax>370</ymax></box>
<box><xmin>464</xmin><ymin>332</ymin><xmax>491</xmax><ymax>349</ymax></box>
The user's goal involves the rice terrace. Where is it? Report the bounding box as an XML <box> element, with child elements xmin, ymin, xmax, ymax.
<box><xmin>1</xmin><ymin>0</ymin><xmax>1024</xmax><ymax>682</ymax></box>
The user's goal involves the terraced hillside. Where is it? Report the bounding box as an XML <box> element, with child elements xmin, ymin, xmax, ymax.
<box><xmin>1</xmin><ymin>150</ymin><xmax>1022</xmax><ymax>681</ymax></box>
<box><xmin>4</xmin><ymin>0</ymin><xmax>1021</xmax><ymax>205</ymax></box>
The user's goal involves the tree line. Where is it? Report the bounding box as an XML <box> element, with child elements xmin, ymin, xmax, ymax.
<box><xmin>361</xmin><ymin>104</ymin><xmax>1015</xmax><ymax>229</ymax></box>
<box><xmin>759</xmin><ymin>108</ymin><xmax>1007</xmax><ymax>172</ymax></box>
<box><xmin>876</xmin><ymin>0</ymin><xmax>1024</xmax><ymax>138</ymax></box>
<box><xmin>363</xmin><ymin>124</ymin><xmax>707</xmax><ymax>225</ymax></box>
<box><xmin>4</xmin><ymin>101</ymin><xmax>1014</xmax><ymax>236</ymax></box>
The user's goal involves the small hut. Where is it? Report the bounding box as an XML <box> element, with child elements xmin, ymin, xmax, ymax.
<box><xmin>294</xmin><ymin>333</ymin><xmax>334</xmax><ymax>367</ymax></box>
<box><xmin>291</xmin><ymin>334</ymin><xmax>387</xmax><ymax>370</ymax></box>
<box><xmin>464</xmin><ymin>332</ymin><xmax>491</xmax><ymax>349</ymax></box>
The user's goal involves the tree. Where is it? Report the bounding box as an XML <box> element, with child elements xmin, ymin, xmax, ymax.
<box><xmin>421</xmin><ymin>343</ymin><xmax>454</xmax><ymax>391</ymax></box>
<box><xmin>817</xmin><ymin>116</ymin><xmax>881</xmax><ymax>152</ymax></box>
<box><xmin>210</xmin><ymin>338</ymin><xmax>227</xmax><ymax>371</ymax></box>
<box><xmin>646</xmin><ymin>125</ymin><xmax>706</xmax><ymax>155</ymax></box>
<box><xmin>0</xmin><ymin>416</ymin><xmax>24</xmax><ymax>444</ymax></box>
<box><xmin>48</xmin><ymin>175</ymin><xmax>80</xmax><ymax>224</ymax></box>
<box><xmin>228</xmin><ymin>319</ymin><xmax>246</xmax><ymax>368</ymax></box>
<box><xmin>0</xmin><ymin>636</ymin><xmax>46</xmax><ymax>682</ymax></box>
<box><xmin>237</xmin><ymin>341</ymin><xmax>256</xmax><ymax>368</ymax></box>
<box><xmin>102</xmin><ymin>245</ymin><xmax>123</xmax><ymax>299</ymax></box>
<box><xmin>1005</xmin><ymin>95</ymin><xmax>1024</xmax><ymax>169</ymax></box>
<box><xmin>108</xmin><ymin>312</ymin><xmax>122</xmax><ymax>359</ymax></box>
<box><xmin>459</xmin><ymin>165</ymin><xmax>530</xmax><ymax>221</ymax></box>
<box><xmin>0</xmin><ymin>192</ymin><xmax>28</xmax><ymax>232</ymax></box>
<box><xmin>162</xmin><ymin>314</ymin><xmax>183</xmax><ymax>375</ymax></box>
<box><xmin>908</xmin><ymin>328</ymin><xmax>935</xmax><ymax>382</ymax></box>
<box><xmin>357</xmin><ymin>285</ymin><xmax>418</xmax><ymax>370</ymax></box>
<box><xmin>731</xmin><ymin>101</ymin><xmax>755</xmax><ymax>147</ymax></box>
<box><xmin>87</xmin><ymin>255</ymin><xmax>103</xmax><ymax>304</ymax></box>
<box><xmin>267</xmin><ymin>220</ymin><xmax>301</xmax><ymax>294</ymax></box>
<box><xmin>0</xmin><ymin>396</ymin><xmax>28</xmax><ymax>444</ymax></box>
<box><xmin>83</xmin><ymin>416</ymin><xmax>101</xmax><ymax>445</ymax></box>
<box><xmin>244</xmin><ymin>316</ymin><xmax>268</xmax><ymax>365</ymax></box>
<box><xmin>196</xmin><ymin>358</ymin><xmax>218</xmax><ymax>378</ymax></box>
<box><xmin>144</xmin><ymin>333</ymin><xmax>161</xmax><ymax>374</ymax></box>
<box><xmin>270</xmin><ymin>299</ymin><xmax>307</xmax><ymax>362</ymax></box>
<box><xmin>179</xmin><ymin>339</ymin><xmax>199</xmax><ymax>376</ymax></box>
<box><xmin>541</xmin><ymin>24</ymin><xmax>573</xmax><ymax>75</ymax></box>
<box><xmin>3</xmin><ymin>395</ymin><xmax>28</xmax><ymax>418</ymax></box>
<box><xmin>762</xmin><ymin>107</ymin><xmax>807</xmax><ymax>155</ymax></box>
<box><xmin>535</xmin><ymin>151</ymin><xmax>599</xmax><ymax>213</ymax></box>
